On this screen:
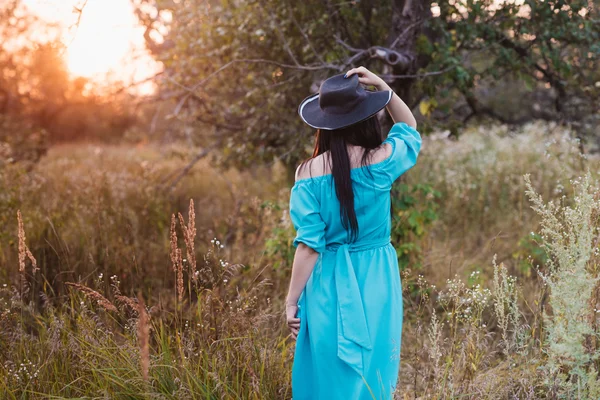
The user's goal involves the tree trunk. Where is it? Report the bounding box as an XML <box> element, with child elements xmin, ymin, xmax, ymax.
<box><xmin>386</xmin><ymin>0</ymin><xmax>432</xmax><ymax>102</ymax></box>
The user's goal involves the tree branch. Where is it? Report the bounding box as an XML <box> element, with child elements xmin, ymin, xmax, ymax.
<box><xmin>161</xmin><ymin>139</ymin><xmax>222</xmax><ymax>191</ymax></box>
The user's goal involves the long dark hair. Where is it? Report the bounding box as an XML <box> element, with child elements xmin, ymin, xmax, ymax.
<box><xmin>298</xmin><ymin>115</ymin><xmax>384</xmax><ymax>241</ymax></box>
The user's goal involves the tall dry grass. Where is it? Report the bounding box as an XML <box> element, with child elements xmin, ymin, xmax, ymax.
<box><xmin>0</xmin><ymin>142</ymin><xmax>285</xmax><ymax>297</ymax></box>
<box><xmin>406</xmin><ymin>121</ymin><xmax>590</xmax><ymax>289</ymax></box>
<box><xmin>2</xmin><ymin>207</ymin><xmax>288</xmax><ymax>398</ymax></box>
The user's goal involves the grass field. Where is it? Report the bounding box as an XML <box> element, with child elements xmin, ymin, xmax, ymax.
<box><xmin>2</xmin><ymin>121</ymin><xmax>600</xmax><ymax>399</ymax></box>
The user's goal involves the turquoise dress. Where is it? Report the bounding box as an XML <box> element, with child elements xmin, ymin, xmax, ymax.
<box><xmin>289</xmin><ymin>122</ymin><xmax>422</xmax><ymax>400</ymax></box>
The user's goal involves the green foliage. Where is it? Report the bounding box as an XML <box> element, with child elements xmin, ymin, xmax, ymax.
<box><xmin>262</xmin><ymin>200</ymin><xmax>296</xmax><ymax>270</ymax></box>
<box><xmin>512</xmin><ymin>232</ymin><xmax>548</xmax><ymax>277</ymax></box>
<box><xmin>135</xmin><ymin>0</ymin><xmax>600</xmax><ymax>168</ymax></box>
<box><xmin>135</xmin><ymin>0</ymin><xmax>397</xmax><ymax>168</ymax></box>
<box><xmin>525</xmin><ymin>170</ymin><xmax>600</xmax><ymax>394</ymax></box>
<box><xmin>391</xmin><ymin>182</ymin><xmax>441</xmax><ymax>271</ymax></box>
<box><xmin>424</xmin><ymin>0</ymin><xmax>599</xmax><ymax>122</ymax></box>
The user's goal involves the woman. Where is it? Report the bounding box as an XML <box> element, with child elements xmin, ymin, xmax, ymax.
<box><xmin>285</xmin><ymin>66</ymin><xmax>421</xmax><ymax>400</ymax></box>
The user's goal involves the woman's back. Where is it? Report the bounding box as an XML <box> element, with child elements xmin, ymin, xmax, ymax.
<box><xmin>290</xmin><ymin>121</ymin><xmax>422</xmax><ymax>251</ymax></box>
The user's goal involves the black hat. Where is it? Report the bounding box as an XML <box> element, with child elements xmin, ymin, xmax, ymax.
<box><xmin>298</xmin><ymin>73</ymin><xmax>392</xmax><ymax>130</ymax></box>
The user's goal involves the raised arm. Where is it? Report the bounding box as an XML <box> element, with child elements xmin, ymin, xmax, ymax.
<box><xmin>344</xmin><ymin>66</ymin><xmax>417</xmax><ymax>129</ymax></box>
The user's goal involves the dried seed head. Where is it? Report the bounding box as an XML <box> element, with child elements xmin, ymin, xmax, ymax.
<box><xmin>169</xmin><ymin>214</ymin><xmax>178</xmax><ymax>272</ymax></box>
<box><xmin>65</xmin><ymin>282</ymin><xmax>118</xmax><ymax>313</ymax></box>
<box><xmin>17</xmin><ymin>210</ymin><xmax>37</xmax><ymax>275</ymax></box>
<box><xmin>137</xmin><ymin>293</ymin><xmax>150</xmax><ymax>382</ymax></box>
<box><xmin>178</xmin><ymin>199</ymin><xmax>197</xmax><ymax>283</ymax></box>
<box><xmin>176</xmin><ymin>248</ymin><xmax>184</xmax><ymax>302</ymax></box>
<box><xmin>114</xmin><ymin>295</ymin><xmax>138</xmax><ymax>312</ymax></box>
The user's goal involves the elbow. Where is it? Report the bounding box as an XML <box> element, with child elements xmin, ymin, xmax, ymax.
<box><xmin>298</xmin><ymin>242</ymin><xmax>319</xmax><ymax>255</ymax></box>
<box><xmin>407</xmin><ymin>117</ymin><xmax>417</xmax><ymax>130</ymax></box>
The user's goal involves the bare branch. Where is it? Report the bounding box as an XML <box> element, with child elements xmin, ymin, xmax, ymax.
<box><xmin>257</xmin><ymin>1</ymin><xmax>340</xmax><ymax>71</ymax></box>
<box><xmin>389</xmin><ymin>19</ymin><xmax>426</xmax><ymax>49</ymax></box>
<box><xmin>111</xmin><ymin>71</ymin><xmax>164</xmax><ymax>95</ymax></box>
<box><xmin>167</xmin><ymin>58</ymin><xmax>338</xmax><ymax>116</ymax></box>
<box><xmin>380</xmin><ymin>65</ymin><xmax>456</xmax><ymax>80</ymax></box>
<box><xmin>58</xmin><ymin>0</ymin><xmax>88</xmax><ymax>56</ymax></box>
<box><xmin>259</xmin><ymin>2</ymin><xmax>302</xmax><ymax>67</ymax></box>
<box><xmin>284</xmin><ymin>0</ymin><xmax>327</xmax><ymax>65</ymax></box>
<box><xmin>334</xmin><ymin>35</ymin><xmax>363</xmax><ymax>53</ymax></box>
<box><xmin>72</xmin><ymin>0</ymin><xmax>88</xmax><ymax>28</ymax></box>
<box><xmin>161</xmin><ymin>140</ymin><xmax>222</xmax><ymax>191</ymax></box>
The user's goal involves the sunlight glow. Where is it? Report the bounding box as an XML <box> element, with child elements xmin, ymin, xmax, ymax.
<box><xmin>23</xmin><ymin>0</ymin><xmax>161</xmax><ymax>93</ymax></box>
<box><xmin>65</xmin><ymin>0</ymin><xmax>138</xmax><ymax>77</ymax></box>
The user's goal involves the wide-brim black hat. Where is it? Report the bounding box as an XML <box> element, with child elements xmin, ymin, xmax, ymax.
<box><xmin>298</xmin><ymin>73</ymin><xmax>392</xmax><ymax>130</ymax></box>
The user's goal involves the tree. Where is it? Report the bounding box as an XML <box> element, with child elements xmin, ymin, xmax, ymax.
<box><xmin>0</xmin><ymin>0</ymin><xmax>139</xmax><ymax>159</ymax></box>
<box><xmin>134</xmin><ymin>0</ymin><xmax>600</xmax><ymax>168</ymax></box>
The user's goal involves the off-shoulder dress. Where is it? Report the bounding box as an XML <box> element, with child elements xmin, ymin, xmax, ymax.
<box><xmin>289</xmin><ymin>122</ymin><xmax>422</xmax><ymax>400</ymax></box>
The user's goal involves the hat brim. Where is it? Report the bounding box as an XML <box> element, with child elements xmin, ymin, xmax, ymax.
<box><xmin>298</xmin><ymin>90</ymin><xmax>392</xmax><ymax>130</ymax></box>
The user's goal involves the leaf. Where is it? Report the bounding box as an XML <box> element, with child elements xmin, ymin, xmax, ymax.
<box><xmin>419</xmin><ymin>98</ymin><xmax>438</xmax><ymax>117</ymax></box>
<box><xmin>419</xmin><ymin>100</ymin><xmax>432</xmax><ymax>117</ymax></box>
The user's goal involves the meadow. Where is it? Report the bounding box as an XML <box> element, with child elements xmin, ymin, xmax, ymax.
<box><xmin>2</xmin><ymin>120</ymin><xmax>600</xmax><ymax>399</ymax></box>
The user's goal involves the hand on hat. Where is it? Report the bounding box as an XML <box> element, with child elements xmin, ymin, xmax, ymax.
<box><xmin>344</xmin><ymin>66</ymin><xmax>391</xmax><ymax>92</ymax></box>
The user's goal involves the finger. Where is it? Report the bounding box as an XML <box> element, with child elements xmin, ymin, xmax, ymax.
<box><xmin>288</xmin><ymin>322</ymin><xmax>300</xmax><ymax>328</ymax></box>
<box><xmin>346</xmin><ymin>68</ymin><xmax>371</xmax><ymax>81</ymax></box>
<box><xmin>344</xmin><ymin>68</ymin><xmax>357</xmax><ymax>78</ymax></box>
<box><xmin>287</xmin><ymin>317</ymin><xmax>300</xmax><ymax>324</ymax></box>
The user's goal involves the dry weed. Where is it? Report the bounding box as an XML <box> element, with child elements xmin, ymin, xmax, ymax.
<box><xmin>137</xmin><ymin>292</ymin><xmax>150</xmax><ymax>382</ymax></box>
<box><xmin>65</xmin><ymin>282</ymin><xmax>118</xmax><ymax>313</ymax></box>
<box><xmin>17</xmin><ymin>210</ymin><xmax>37</xmax><ymax>275</ymax></box>
<box><xmin>178</xmin><ymin>199</ymin><xmax>197</xmax><ymax>283</ymax></box>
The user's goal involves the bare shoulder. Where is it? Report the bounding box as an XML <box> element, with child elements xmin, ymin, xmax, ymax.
<box><xmin>294</xmin><ymin>143</ymin><xmax>393</xmax><ymax>181</ymax></box>
<box><xmin>369</xmin><ymin>142</ymin><xmax>393</xmax><ymax>164</ymax></box>
<box><xmin>295</xmin><ymin>153</ymin><xmax>330</xmax><ymax>181</ymax></box>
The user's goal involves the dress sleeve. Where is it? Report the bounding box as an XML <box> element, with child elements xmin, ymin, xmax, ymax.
<box><xmin>289</xmin><ymin>182</ymin><xmax>326</xmax><ymax>253</ymax></box>
<box><xmin>380</xmin><ymin>122</ymin><xmax>422</xmax><ymax>183</ymax></box>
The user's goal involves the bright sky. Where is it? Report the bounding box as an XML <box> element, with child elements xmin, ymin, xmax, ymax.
<box><xmin>22</xmin><ymin>0</ymin><xmax>161</xmax><ymax>94</ymax></box>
